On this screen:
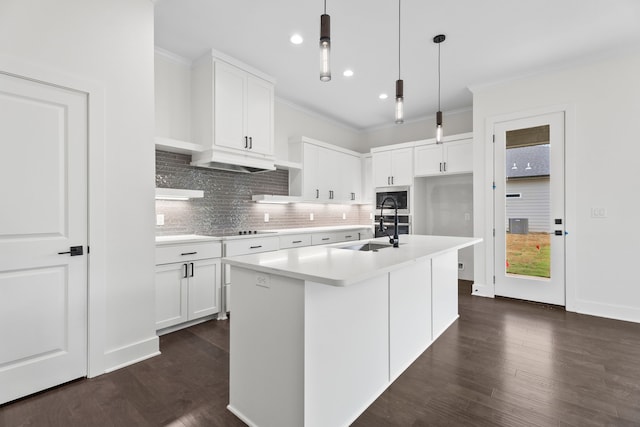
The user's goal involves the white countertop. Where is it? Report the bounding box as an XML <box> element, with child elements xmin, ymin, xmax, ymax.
<box><xmin>263</xmin><ymin>224</ymin><xmax>372</xmax><ymax>235</ymax></box>
<box><xmin>155</xmin><ymin>224</ymin><xmax>373</xmax><ymax>244</ymax></box>
<box><xmin>223</xmin><ymin>234</ymin><xmax>482</xmax><ymax>286</ymax></box>
<box><xmin>155</xmin><ymin>234</ymin><xmax>222</xmax><ymax>245</ymax></box>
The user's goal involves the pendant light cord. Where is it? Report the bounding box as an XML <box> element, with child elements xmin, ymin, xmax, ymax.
<box><xmin>437</xmin><ymin>42</ymin><xmax>441</xmax><ymax>111</ymax></box>
<box><xmin>398</xmin><ymin>0</ymin><xmax>401</xmax><ymax>79</ymax></box>
<box><xmin>324</xmin><ymin>0</ymin><xmax>326</xmax><ymax>14</ymax></box>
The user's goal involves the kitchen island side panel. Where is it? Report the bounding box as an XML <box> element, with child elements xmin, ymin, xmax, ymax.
<box><xmin>304</xmin><ymin>276</ymin><xmax>389</xmax><ymax>427</ymax></box>
<box><xmin>432</xmin><ymin>251</ymin><xmax>460</xmax><ymax>340</ymax></box>
<box><xmin>228</xmin><ymin>267</ymin><xmax>305</xmax><ymax>427</ymax></box>
<box><xmin>389</xmin><ymin>257</ymin><xmax>432</xmax><ymax>381</ymax></box>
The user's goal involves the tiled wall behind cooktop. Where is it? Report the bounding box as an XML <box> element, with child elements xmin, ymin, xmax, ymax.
<box><xmin>156</xmin><ymin>150</ymin><xmax>373</xmax><ymax>236</ymax></box>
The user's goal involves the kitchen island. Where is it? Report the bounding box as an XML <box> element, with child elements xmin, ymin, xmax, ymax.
<box><xmin>223</xmin><ymin>234</ymin><xmax>481</xmax><ymax>427</ymax></box>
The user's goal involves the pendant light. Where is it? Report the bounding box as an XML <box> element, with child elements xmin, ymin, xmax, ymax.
<box><xmin>395</xmin><ymin>0</ymin><xmax>404</xmax><ymax>124</ymax></box>
<box><xmin>320</xmin><ymin>0</ymin><xmax>331</xmax><ymax>82</ymax></box>
<box><xmin>434</xmin><ymin>34</ymin><xmax>446</xmax><ymax>143</ymax></box>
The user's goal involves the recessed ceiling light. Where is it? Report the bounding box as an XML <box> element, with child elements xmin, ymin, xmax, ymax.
<box><xmin>379</xmin><ymin>93</ymin><xmax>389</xmax><ymax>100</ymax></box>
<box><xmin>290</xmin><ymin>34</ymin><xmax>303</xmax><ymax>45</ymax></box>
<box><xmin>343</xmin><ymin>69</ymin><xmax>354</xmax><ymax>77</ymax></box>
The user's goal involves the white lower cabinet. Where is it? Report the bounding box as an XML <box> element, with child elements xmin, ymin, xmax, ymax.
<box><xmin>155</xmin><ymin>241</ymin><xmax>222</xmax><ymax>331</ymax></box>
<box><xmin>223</xmin><ymin>236</ymin><xmax>280</xmax><ymax>314</ymax></box>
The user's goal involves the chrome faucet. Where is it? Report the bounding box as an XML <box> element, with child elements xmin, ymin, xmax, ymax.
<box><xmin>378</xmin><ymin>196</ymin><xmax>399</xmax><ymax>248</ymax></box>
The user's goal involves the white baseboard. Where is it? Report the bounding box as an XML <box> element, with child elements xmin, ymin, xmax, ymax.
<box><xmin>574</xmin><ymin>300</ymin><xmax>640</xmax><ymax>324</ymax></box>
<box><xmin>103</xmin><ymin>335</ymin><xmax>160</xmax><ymax>373</ymax></box>
<box><xmin>471</xmin><ymin>282</ymin><xmax>494</xmax><ymax>298</ymax></box>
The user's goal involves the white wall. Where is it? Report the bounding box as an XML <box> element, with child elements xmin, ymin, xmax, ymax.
<box><xmin>0</xmin><ymin>0</ymin><xmax>158</xmax><ymax>373</ymax></box>
<box><xmin>359</xmin><ymin>109</ymin><xmax>473</xmax><ymax>152</ymax></box>
<box><xmin>274</xmin><ymin>99</ymin><xmax>361</xmax><ymax>158</ymax></box>
<box><xmin>472</xmin><ymin>49</ymin><xmax>640</xmax><ymax>323</ymax></box>
<box><xmin>414</xmin><ymin>174</ymin><xmax>474</xmax><ymax>280</ymax></box>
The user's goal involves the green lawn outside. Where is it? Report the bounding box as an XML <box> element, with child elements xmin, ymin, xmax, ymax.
<box><xmin>506</xmin><ymin>232</ymin><xmax>551</xmax><ymax>278</ymax></box>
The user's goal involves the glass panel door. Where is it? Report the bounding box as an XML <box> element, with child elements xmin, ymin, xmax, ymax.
<box><xmin>494</xmin><ymin>112</ymin><xmax>565</xmax><ymax>305</ymax></box>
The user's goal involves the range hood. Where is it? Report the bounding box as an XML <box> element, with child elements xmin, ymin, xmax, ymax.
<box><xmin>190</xmin><ymin>149</ymin><xmax>276</xmax><ymax>173</ymax></box>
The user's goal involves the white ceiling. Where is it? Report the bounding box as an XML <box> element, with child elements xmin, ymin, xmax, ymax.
<box><xmin>154</xmin><ymin>0</ymin><xmax>640</xmax><ymax>131</ymax></box>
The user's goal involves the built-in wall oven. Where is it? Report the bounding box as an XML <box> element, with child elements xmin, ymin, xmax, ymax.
<box><xmin>375</xmin><ymin>186</ymin><xmax>411</xmax><ymax>237</ymax></box>
<box><xmin>375</xmin><ymin>186</ymin><xmax>409</xmax><ymax>215</ymax></box>
<box><xmin>375</xmin><ymin>214</ymin><xmax>411</xmax><ymax>238</ymax></box>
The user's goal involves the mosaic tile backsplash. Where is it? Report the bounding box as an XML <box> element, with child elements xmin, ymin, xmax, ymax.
<box><xmin>156</xmin><ymin>150</ymin><xmax>373</xmax><ymax>236</ymax></box>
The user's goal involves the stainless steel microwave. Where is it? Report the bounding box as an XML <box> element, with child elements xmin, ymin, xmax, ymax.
<box><xmin>375</xmin><ymin>186</ymin><xmax>409</xmax><ymax>214</ymax></box>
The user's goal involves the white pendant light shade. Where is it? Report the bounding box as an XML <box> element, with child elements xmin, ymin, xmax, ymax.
<box><xmin>320</xmin><ymin>8</ymin><xmax>331</xmax><ymax>82</ymax></box>
<box><xmin>395</xmin><ymin>79</ymin><xmax>404</xmax><ymax>124</ymax></box>
<box><xmin>436</xmin><ymin>111</ymin><xmax>443</xmax><ymax>143</ymax></box>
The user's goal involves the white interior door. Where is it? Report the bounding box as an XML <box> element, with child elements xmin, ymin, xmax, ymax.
<box><xmin>494</xmin><ymin>112</ymin><xmax>565</xmax><ymax>305</ymax></box>
<box><xmin>0</xmin><ymin>72</ymin><xmax>88</xmax><ymax>404</ymax></box>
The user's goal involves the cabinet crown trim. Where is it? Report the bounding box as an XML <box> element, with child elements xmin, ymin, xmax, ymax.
<box><xmin>194</xmin><ymin>49</ymin><xmax>276</xmax><ymax>84</ymax></box>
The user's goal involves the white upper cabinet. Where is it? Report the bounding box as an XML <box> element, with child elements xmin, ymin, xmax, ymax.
<box><xmin>289</xmin><ymin>136</ymin><xmax>363</xmax><ymax>203</ymax></box>
<box><xmin>362</xmin><ymin>155</ymin><xmax>373</xmax><ymax>203</ymax></box>
<box><xmin>155</xmin><ymin>51</ymin><xmax>191</xmax><ymax>142</ymax></box>
<box><xmin>213</xmin><ymin>61</ymin><xmax>274</xmax><ymax>156</ymax></box>
<box><xmin>191</xmin><ymin>50</ymin><xmax>275</xmax><ymax>166</ymax></box>
<box><xmin>372</xmin><ymin>147</ymin><xmax>413</xmax><ymax>187</ymax></box>
<box><xmin>414</xmin><ymin>136</ymin><xmax>473</xmax><ymax>177</ymax></box>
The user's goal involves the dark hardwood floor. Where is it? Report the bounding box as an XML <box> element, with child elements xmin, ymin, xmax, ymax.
<box><xmin>2</xmin><ymin>281</ymin><xmax>640</xmax><ymax>426</ymax></box>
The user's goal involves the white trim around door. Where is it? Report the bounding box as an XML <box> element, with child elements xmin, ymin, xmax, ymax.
<box><xmin>0</xmin><ymin>54</ymin><xmax>107</xmax><ymax>378</ymax></box>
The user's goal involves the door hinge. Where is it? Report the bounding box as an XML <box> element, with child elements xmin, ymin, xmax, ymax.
<box><xmin>492</xmin><ymin>181</ymin><xmax>496</xmax><ymax>190</ymax></box>
<box><xmin>493</xmin><ymin>275</ymin><xmax>496</xmax><ymax>284</ymax></box>
<box><xmin>493</xmin><ymin>228</ymin><xmax>495</xmax><ymax>237</ymax></box>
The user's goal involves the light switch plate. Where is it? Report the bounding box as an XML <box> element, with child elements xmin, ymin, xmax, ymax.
<box><xmin>591</xmin><ymin>207</ymin><xmax>607</xmax><ymax>218</ymax></box>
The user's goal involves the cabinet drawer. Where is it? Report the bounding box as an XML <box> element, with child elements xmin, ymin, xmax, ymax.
<box><xmin>156</xmin><ymin>241</ymin><xmax>222</xmax><ymax>265</ymax></box>
<box><xmin>335</xmin><ymin>231</ymin><xmax>359</xmax><ymax>242</ymax></box>
<box><xmin>279</xmin><ymin>234</ymin><xmax>312</xmax><ymax>249</ymax></box>
<box><xmin>224</xmin><ymin>236</ymin><xmax>280</xmax><ymax>256</ymax></box>
<box><xmin>311</xmin><ymin>233</ymin><xmax>338</xmax><ymax>245</ymax></box>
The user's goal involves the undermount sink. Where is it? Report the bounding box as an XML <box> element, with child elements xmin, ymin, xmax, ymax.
<box><xmin>338</xmin><ymin>242</ymin><xmax>395</xmax><ymax>252</ymax></box>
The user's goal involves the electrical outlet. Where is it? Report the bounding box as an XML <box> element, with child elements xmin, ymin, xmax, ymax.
<box><xmin>591</xmin><ymin>207</ymin><xmax>607</xmax><ymax>218</ymax></box>
<box><xmin>458</xmin><ymin>262</ymin><xmax>464</xmax><ymax>270</ymax></box>
<box><xmin>264</xmin><ymin>212</ymin><xmax>269</xmax><ymax>222</ymax></box>
<box><xmin>156</xmin><ymin>214</ymin><xmax>164</xmax><ymax>226</ymax></box>
<box><xmin>310</xmin><ymin>213</ymin><xmax>314</xmax><ymax>221</ymax></box>
<box><xmin>255</xmin><ymin>274</ymin><xmax>270</xmax><ymax>288</ymax></box>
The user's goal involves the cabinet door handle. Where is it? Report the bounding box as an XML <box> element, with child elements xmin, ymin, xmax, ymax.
<box><xmin>345</xmin><ymin>235</ymin><xmax>352</xmax><ymax>238</ymax></box>
<box><xmin>443</xmin><ymin>162</ymin><xmax>447</xmax><ymax>172</ymax></box>
<box><xmin>387</xmin><ymin>176</ymin><xmax>391</xmax><ymax>185</ymax></box>
<box><xmin>181</xmin><ymin>251</ymin><xmax>197</xmax><ymax>256</ymax></box>
<box><xmin>439</xmin><ymin>162</ymin><xmax>443</xmax><ymax>172</ymax></box>
<box><xmin>322</xmin><ymin>237</ymin><xmax>330</xmax><ymax>241</ymax></box>
<box><xmin>249</xmin><ymin>136</ymin><xmax>253</xmax><ymax>149</ymax></box>
<box><xmin>316</xmin><ymin>189</ymin><xmax>319</xmax><ymax>199</ymax></box>
<box><xmin>351</xmin><ymin>192</ymin><xmax>355</xmax><ymax>200</ymax></box>
<box><xmin>183</xmin><ymin>263</ymin><xmax>188</xmax><ymax>279</ymax></box>
<box><xmin>250</xmin><ymin>245</ymin><xmax>262</xmax><ymax>249</ymax></box>
<box><xmin>292</xmin><ymin>240</ymin><xmax>302</xmax><ymax>244</ymax></box>
<box><xmin>244</xmin><ymin>136</ymin><xmax>249</xmax><ymax>148</ymax></box>
<box><xmin>189</xmin><ymin>262</ymin><xmax>194</xmax><ymax>277</ymax></box>
<box><xmin>391</xmin><ymin>176</ymin><xmax>394</xmax><ymax>185</ymax></box>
